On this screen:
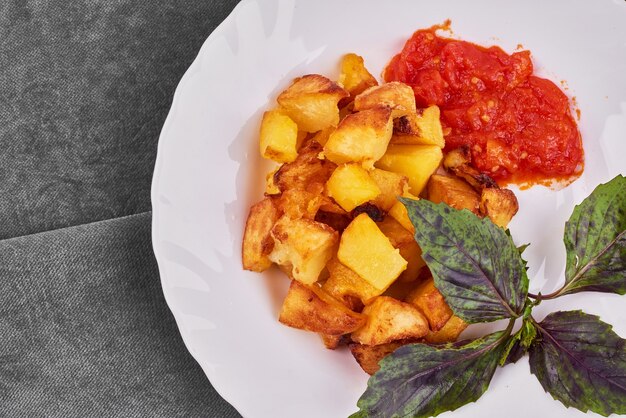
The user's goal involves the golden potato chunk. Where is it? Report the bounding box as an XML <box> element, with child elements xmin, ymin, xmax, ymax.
<box><xmin>322</xmin><ymin>257</ymin><xmax>381</xmax><ymax>307</ymax></box>
<box><xmin>338</xmin><ymin>214</ymin><xmax>407</xmax><ymax>291</ymax></box>
<box><xmin>323</xmin><ymin>107</ymin><xmax>393</xmax><ymax>169</ymax></box>
<box><xmin>326</xmin><ymin>164</ymin><xmax>381</xmax><ymax>212</ymax></box>
<box><xmin>377</xmin><ymin>217</ymin><xmax>425</xmax><ymax>282</ymax></box>
<box><xmin>274</xmin><ymin>188</ymin><xmax>323</xmax><ymax>220</ymax></box>
<box><xmin>279</xmin><ymin>280</ymin><xmax>365</xmax><ymax>335</ymax></box>
<box><xmin>391</xmin><ymin>106</ymin><xmax>445</xmax><ymax>148</ymax></box>
<box><xmin>338</xmin><ymin>53</ymin><xmax>378</xmax><ymax>97</ymax></box>
<box><xmin>311</xmin><ymin>127</ymin><xmax>334</xmax><ymax>146</ymax></box>
<box><xmin>242</xmin><ymin>198</ymin><xmax>280</xmax><ymax>272</ymax></box>
<box><xmin>427</xmin><ymin>174</ymin><xmax>480</xmax><ymax>214</ymax></box>
<box><xmin>375</xmin><ymin>144</ymin><xmax>443</xmax><ymax>196</ymax></box>
<box><xmin>351</xmin><ymin>296</ymin><xmax>429</xmax><ymax>345</ymax></box>
<box><xmin>353</xmin><ymin>82</ymin><xmax>417</xmax><ymax>119</ymax></box>
<box><xmin>269</xmin><ymin>217</ymin><xmax>338</xmax><ymax>284</ymax></box>
<box><xmin>406</xmin><ymin>277</ymin><xmax>453</xmax><ymax>332</ymax></box>
<box><xmin>277</xmin><ymin>74</ymin><xmax>348</xmax><ymax>132</ymax></box>
<box><xmin>480</xmin><ymin>187</ymin><xmax>519</xmax><ymax>228</ymax></box>
<box><xmin>349</xmin><ymin>340</ymin><xmax>415</xmax><ymax>375</ymax></box>
<box><xmin>388</xmin><ymin>191</ymin><xmax>419</xmax><ymax>234</ymax></box>
<box><xmin>424</xmin><ymin>316</ymin><xmax>468</xmax><ymax>344</ymax></box>
<box><xmin>368</xmin><ymin>169</ymin><xmax>409</xmax><ymax>211</ymax></box>
<box><xmin>259</xmin><ymin>110</ymin><xmax>300</xmax><ymax>163</ymax></box>
<box><xmin>274</xmin><ymin>141</ymin><xmax>336</xmax><ymax>192</ymax></box>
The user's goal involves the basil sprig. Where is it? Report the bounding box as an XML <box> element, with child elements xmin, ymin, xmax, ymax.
<box><xmin>352</xmin><ymin>175</ymin><xmax>626</xmax><ymax>418</ymax></box>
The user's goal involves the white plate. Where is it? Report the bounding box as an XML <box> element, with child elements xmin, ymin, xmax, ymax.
<box><xmin>151</xmin><ymin>0</ymin><xmax>626</xmax><ymax>416</ymax></box>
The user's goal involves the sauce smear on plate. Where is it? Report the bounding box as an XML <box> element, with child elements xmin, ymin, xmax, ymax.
<box><xmin>384</xmin><ymin>24</ymin><xmax>584</xmax><ymax>185</ymax></box>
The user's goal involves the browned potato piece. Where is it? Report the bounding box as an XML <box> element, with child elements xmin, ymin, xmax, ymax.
<box><xmin>274</xmin><ymin>141</ymin><xmax>336</xmax><ymax>192</ymax></box>
<box><xmin>391</xmin><ymin>106</ymin><xmax>445</xmax><ymax>148</ymax></box>
<box><xmin>279</xmin><ymin>280</ymin><xmax>365</xmax><ymax>335</ymax></box>
<box><xmin>323</xmin><ymin>107</ymin><xmax>393</xmax><ymax>169</ymax></box>
<box><xmin>277</xmin><ymin>74</ymin><xmax>349</xmax><ymax>132</ymax></box>
<box><xmin>351</xmin><ymin>296</ymin><xmax>429</xmax><ymax>345</ymax></box>
<box><xmin>322</xmin><ymin>257</ymin><xmax>381</xmax><ymax>308</ymax></box>
<box><xmin>377</xmin><ymin>217</ymin><xmax>426</xmax><ymax>282</ymax></box>
<box><xmin>338</xmin><ymin>53</ymin><xmax>378</xmax><ymax>98</ymax></box>
<box><xmin>265</xmin><ymin>166</ymin><xmax>281</xmax><ymax>195</ymax></box>
<box><xmin>406</xmin><ymin>277</ymin><xmax>453</xmax><ymax>332</ymax></box>
<box><xmin>480</xmin><ymin>188</ymin><xmax>519</xmax><ymax>228</ymax></box>
<box><xmin>349</xmin><ymin>340</ymin><xmax>417</xmax><ymax>375</ymax></box>
<box><xmin>274</xmin><ymin>189</ymin><xmax>323</xmax><ymax>220</ymax></box>
<box><xmin>311</xmin><ymin>127</ymin><xmax>334</xmax><ymax>146</ymax></box>
<box><xmin>354</xmin><ymin>82</ymin><xmax>417</xmax><ymax>119</ymax></box>
<box><xmin>388</xmin><ymin>191</ymin><xmax>418</xmax><ymax>234</ymax></box>
<box><xmin>368</xmin><ymin>169</ymin><xmax>409</xmax><ymax>211</ymax></box>
<box><xmin>424</xmin><ymin>315</ymin><xmax>468</xmax><ymax>344</ymax></box>
<box><xmin>314</xmin><ymin>210</ymin><xmax>351</xmax><ymax>233</ymax></box>
<box><xmin>427</xmin><ymin>174</ymin><xmax>480</xmax><ymax>214</ymax></box>
<box><xmin>443</xmin><ymin>146</ymin><xmax>498</xmax><ymax>190</ymax></box>
<box><xmin>269</xmin><ymin>217</ymin><xmax>338</xmax><ymax>284</ymax></box>
<box><xmin>242</xmin><ymin>198</ymin><xmax>280</xmax><ymax>272</ymax></box>
<box><xmin>320</xmin><ymin>333</ymin><xmax>350</xmax><ymax>350</ymax></box>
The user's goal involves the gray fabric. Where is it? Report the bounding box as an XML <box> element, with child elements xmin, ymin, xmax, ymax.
<box><xmin>0</xmin><ymin>0</ymin><xmax>239</xmax><ymax>240</ymax></box>
<box><xmin>0</xmin><ymin>213</ymin><xmax>240</xmax><ymax>417</ymax></box>
<box><xmin>0</xmin><ymin>0</ymin><xmax>243</xmax><ymax>417</ymax></box>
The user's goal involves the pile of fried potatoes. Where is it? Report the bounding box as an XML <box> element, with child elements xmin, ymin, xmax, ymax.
<box><xmin>242</xmin><ymin>53</ymin><xmax>519</xmax><ymax>375</ymax></box>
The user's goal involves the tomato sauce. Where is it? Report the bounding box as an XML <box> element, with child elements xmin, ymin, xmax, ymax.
<box><xmin>384</xmin><ymin>25</ymin><xmax>584</xmax><ymax>185</ymax></box>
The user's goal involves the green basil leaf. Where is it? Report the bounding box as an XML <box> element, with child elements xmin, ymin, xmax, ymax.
<box><xmin>401</xmin><ymin>198</ymin><xmax>528</xmax><ymax>323</ymax></box>
<box><xmin>529</xmin><ymin>310</ymin><xmax>626</xmax><ymax>416</ymax></box>
<box><xmin>561</xmin><ymin>175</ymin><xmax>626</xmax><ymax>296</ymax></box>
<box><xmin>351</xmin><ymin>330</ymin><xmax>510</xmax><ymax>418</ymax></box>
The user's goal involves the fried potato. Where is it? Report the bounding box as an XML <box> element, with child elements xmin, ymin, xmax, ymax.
<box><xmin>391</xmin><ymin>106</ymin><xmax>445</xmax><ymax>148</ymax></box>
<box><xmin>323</xmin><ymin>107</ymin><xmax>393</xmax><ymax>169</ymax></box>
<box><xmin>338</xmin><ymin>53</ymin><xmax>378</xmax><ymax>98</ymax></box>
<box><xmin>388</xmin><ymin>191</ymin><xmax>419</xmax><ymax>234</ymax></box>
<box><xmin>242</xmin><ymin>198</ymin><xmax>280</xmax><ymax>272</ymax></box>
<box><xmin>322</xmin><ymin>257</ymin><xmax>381</xmax><ymax>308</ymax></box>
<box><xmin>443</xmin><ymin>146</ymin><xmax>497</xmax><ymax>190</ymax></box>
<box><xmin>424</xmin><ymin>315</ymin><xmax>468</xmax><ymax>344</ymax></box>
<box><xmin>265</xmin><ymin>165</ymin><xmax>281</xmax><ymax>195</ymax></box>
<box><xmin>259</xmin><ymin>110</ymin><xmax>300</xmax><ymax>163</ymax></box>
<box><xmin>349</xmin><ymin>340</ymin><xmax>416</xmax><ymax>375</ymax></box>
<box><xmin>480</xmin><ymin>187</ymin><xmax>519</xmax><ymax>228</ymax></box>
<box><xmin>353</xmin><ymin>82</ymin><xmax>416</xmax><ymax>119</ymax></box>
<box><xmin>274</xmin><ymin>188</ymin><xmax>324</xmax><ymax>220</ymax></box>
<box><xmin>269</xmin><ymin>216</ymin><xmax>338</xmax><ymax>284</ymax></box>
<box><xmin>377</xmin><ymin>217</ymin><xmax>425</xmax><ymax>282</ymax></box>
<box><xmin>351</xmin><ymin>296</ymin><xmax>430</xmax><ymax>345</ymax></box>
<box><xmin>277</xmin><ymin>74</ymin><xmax>349</xmax><ymax>132</ymax></box>
<box><xmin>326</xmin><ymin>164</ymin><xmax>381</xmax><ymax>212</ymax></box>
<box><xmin>338</xmin><ymin>214</ymin><xmax>407</xmax><ymax>292</ymax></box>
<box><xmin>279</xmin><ymin>280</ymin><xmax>365</xmax><ymax>335</ymax></box>
<box><xmin>320</xmin><ymin>333</ymin><xmax>350</xmax><ymax>350</ymax></box>
<box><xmin>274</xmin><ymin>141</ymin><xmax>336</xmax><ymax>192</ymax></box>
<box><xmin>375</xmin><ymin>144</ymin><xmax>443</xmax><ymax>196</ymax></box>
<box><xmin>406</xmin><ymin>277</ymin><xmax>453</xmax><ymax>332</ymax></box>
<box><xmin>427</xmin><ymin>174</ymin><xmax>480</xmax><ymax>214</ymax></box>
<box><xmin>311</xmin><ymin>127</ymin><xmax>334</xmax><ymax>146</ymax></box>
<box><xmin>368</xmin><ymin>168</ymin><xmax>409</xmax><ymax>211</ymax></box>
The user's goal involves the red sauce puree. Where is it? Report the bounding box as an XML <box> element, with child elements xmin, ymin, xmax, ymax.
<box><xmin>384</xmin><ymin>25</ymin><xmax>584</xmax><ymax>185</ymax></box>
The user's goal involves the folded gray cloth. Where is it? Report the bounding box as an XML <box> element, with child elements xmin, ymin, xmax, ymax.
<box><xmin>0</xmin><ymin>0</ymin><xmax>243</xmax><ymax>416</ymax></box>
<box><xmin>0</xmin><ymin>213</ymin><xmax>240</xmax><ymax>417</ymax></box>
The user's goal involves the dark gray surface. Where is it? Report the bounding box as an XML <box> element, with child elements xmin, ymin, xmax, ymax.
<box><xmin>0</xmin><ymin>213</ymin><xmax>239</xmax><ymax>418</ymax></box>
<box><xmin>0</xmin><ymin>1</ymin><xmax>242</xmax><ymax>417</ymax></box>
<box><xmin>0</xmin><ymin>0</ymin><xmax>238</xmax><ymax>240</ymax></box>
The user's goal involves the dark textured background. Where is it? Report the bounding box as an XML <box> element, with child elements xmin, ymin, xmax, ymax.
<box><xmin>0</xmin><ymin>1</ymin><xmax>242</xmax><ymax>416</ymax></box>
